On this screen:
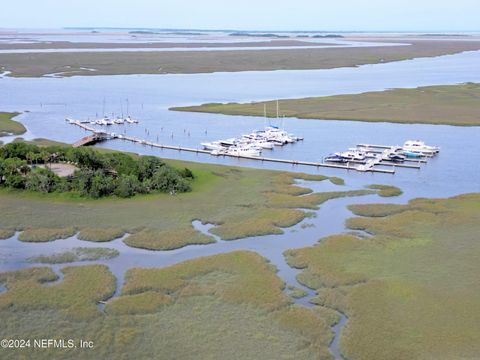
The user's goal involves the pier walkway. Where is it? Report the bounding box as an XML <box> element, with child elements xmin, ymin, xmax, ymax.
<box><xmin>68</xmin><ymin>119</ymin><xmax>403</xmax><ymax>174</ymax></box>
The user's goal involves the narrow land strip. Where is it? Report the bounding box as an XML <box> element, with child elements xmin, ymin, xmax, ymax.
<box><xmin>172</xmin><ymin>83</ymin><xmax>480</xmax><ymax>126</ymax></box>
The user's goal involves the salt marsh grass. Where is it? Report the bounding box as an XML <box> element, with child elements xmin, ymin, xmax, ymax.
<box><xmin>286</xmin><ymin>193</ymin><xmax>480</xmax><ymax>360</ymax></box>
<box><xmin>0</xmin><ymin>252</ymin><xmax>339</xmax><ymax>359</ymax></box>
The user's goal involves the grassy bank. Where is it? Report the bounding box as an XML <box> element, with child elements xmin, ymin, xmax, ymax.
<box><xmin>2</xmin><ymin>40</ymin><xmax>480</xmax><ymax>77</ymax></box>
<box><xmin>0</xmin><ymin>112</ymin><xmax>26</xmax><ymax>136</ymax></box>
<box><xmin>172</xmin><ymin>83</ymin><xmax>480</xmax><ymax>126</ymax></box>
<box><xmin>0</xmin><ymin>252</ymin><xmax>339</xmax><ymax>359</ymax></box>
<box><xmin>0</xmin><ymin>138</ymin><xmax>360</xmax><ymax>248</ymax></box>
<box><xmin>285</xmin><ymin>193</ymin><xmax>480</xmax><ymax>360</ymax></box>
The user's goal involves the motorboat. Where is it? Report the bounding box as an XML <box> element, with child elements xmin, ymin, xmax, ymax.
<box><xmin>219</xmin><ymin>138</ymin><xmax>237</xmax><ymax>147</ymax></box>
<box><xmin>252</xmin><ymin>139</ymin><xmax>274</xmax><ymax>149</ymax></box>
<box><xmin>269</xmin><ymin>138</ymin><xmax>287</xmax><ymax>146</ymax></box>
<box><xmin>211</xmin><ymin>148</ymin><xmax>227</xmax><ymax>156</ymax></box>
<box><xmin>201</xmin><ymin>141</ymin><xmax>224</xmax><ymax>151</ymax></box>
<box><xmin>324</xmin><ymin>154</ymin><xmax>350</xmax><ymax>163</ymax></box>
<box><xmin>227</xmin><ymin>146</ymin><xmax>262</xmax><ymax>157</ymax></box>
<box><xmin>403</xmin><ymin>140</ymin><xmax>439</xmax><ymax>155</ymax></box>
<box><xmin>381</xmin><ymin>149</ymin><xmax>405</xmax><ymax>162</ymax></box>
<box><xmin>401</xmin><ymin>150</ymin><xmax>424</xmax><ymax>159</ymax></box>
<box><xmin>336</xmin><ymin>150</ymin><xmax>366</xmax><ymax>161</ymax></box>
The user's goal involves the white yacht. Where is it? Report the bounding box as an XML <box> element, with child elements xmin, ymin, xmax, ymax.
<box><xmin>227</xmin><ymin>146</ymin><xmax>262</xmax><ymax>157</ymax></box>
<box><xmin>219</xmin><ymin>138</ymin><xmax>237</xmax><ymax>147</ymax></box>
<box><xmin>253</xmin><ymin>139</ymin><xmax>274</xmax><ymax>149</ymax></box>
<box><xmin>336</xmin><ymin>150</ymin><xmax>367</xmax><ymax>161</ymax></box>
<box><xmin>403</xmin><ymin>140</ymin><xmax>440</xmax><ymax>155</ymax></box>
<box><xmin>211</xmin><ymin>148</ymin><xmax>227</xmax><ymax>156</ymax></box>
<box><xmin>201</xmin><ymin>141</ymin><xmax>224</xmax><ymax>151</ymax></box>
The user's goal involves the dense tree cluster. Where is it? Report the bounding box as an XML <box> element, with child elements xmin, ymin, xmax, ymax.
<box><xmin>0</xmin><ymin>142</ymin><xmax>193</xmax><ymax>198</ymax></box>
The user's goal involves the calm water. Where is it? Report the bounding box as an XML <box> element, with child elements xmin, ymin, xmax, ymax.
<box><xmin>1</xmin><ymin>50</ymin><xmax>480</xmax><ymax>359</ymax></box>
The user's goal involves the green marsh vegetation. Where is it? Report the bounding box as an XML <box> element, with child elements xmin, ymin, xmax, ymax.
<box><xmin>18</xmin><ymin>227</ymin><xmax>76</xmax><ymax>242</ymax></box>
<box><xmin>366</xmin><ymin>184</ymin><xmax>402</xmax><ymax>197</ymax></box>
<box><xmin>0</xmin><ymin>140</ymin><xmax>367</xmax><ymax>247</ymax></box>
<box><xmin>3</xmin><ymin>40</ymin><xmax>480</xmax><ymax>77</ymax></box>
<box><xmin>27</xmin><ymin>247</ymin><xmax>119</xmax><ymax>264</ymax></box>
<box><xmin>288</xmin><ymin>286</ymin><xmax>308</xmax><ymax>299</ymax></box>
<box><xmin>0</xmin><ymin>112</ymin><xmax>26</xmax><ymax>136</ymax></box>
<box><xmin>77</xmin><ymin>228</ymin><xmax>125</xmax><ymax>242</ymax></box>
<box><xmin>0</xmin><ymin>265</ymin><xmax>115</xmax><ymax>320</ymax></box>
<box><xmin>0</xmin><ymin>252</ymin><xmax>339</xmax><ymax>359</ymax></box>
<box><xmin>0</xmin><ymin>229</ymin><xmax>15</xmax><ymax>239</ymax></box>
<box><xmin>123</xmin><ymin>227</ymin><xmax>216</xmax><ymax>250</ymax></box>
<box><xmin>173</xmin><ymin>83</ymin><xmax>480</xmax><ymax>126</ymax></box>
<box><xmin>285</xmin><ymin>193</ymin><xmax>480</xmax><ymax>360</ymax></box>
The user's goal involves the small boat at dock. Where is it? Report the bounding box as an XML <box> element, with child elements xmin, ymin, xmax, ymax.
<box><xmin>325</xmin><ymin>154</ymin><xmax>350</xmax><ymax>163</ymax></box>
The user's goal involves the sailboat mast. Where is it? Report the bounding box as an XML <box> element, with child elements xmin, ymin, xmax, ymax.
<box><xmin>264</xmin><ymin>103</ymin><xmax>267</xmax><ymax>128</ymax></box>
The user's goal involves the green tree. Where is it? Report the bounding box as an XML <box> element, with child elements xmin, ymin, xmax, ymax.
<box><xmin>0</xmin><ymin>142</ymin><xmax>38</xmax><ymax>160</ymax></box>
<box><xmin>89</xmin><ymin>172</ymin><xmax>115</xmax><ymax>198</ymax></box>
<box><xmin>136</xmin><ymin>156</ymin><xmax>164</xmax><ymax>181</ymax></box>
<box><xmin>1</xmin><ymin>158</ymin><xmax>29</xmax><ymax>188</ymax></box>
<box><xmin>25</xmin><ymin>168</ymin><xmax>59</xmax><ymax>193</ymax></box>
<box><xmin>115</xmin><ymin>174</ymin><xmax>140</xmax><ymax>198</ymax></box>
<box><xmin>151</xmin><ymin>167</ymin><xmax>191</xmax><ymax>193</ymax></box>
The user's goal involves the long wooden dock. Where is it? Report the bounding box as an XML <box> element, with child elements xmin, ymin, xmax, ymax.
<box><xmin>68</xmin><ymin>119</ymin><xmax>396</xmax><ymax>174</ymax></box>
<box><xmin>116</xmin><ymin>135</ymin><xmax>394</xmax><ymax>174</ymax></box>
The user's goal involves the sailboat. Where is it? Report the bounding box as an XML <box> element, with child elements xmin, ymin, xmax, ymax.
<box><xmin>124</xmin><ymin>98</ymin><xmax>139</xmax><ymax>123</ymax></box>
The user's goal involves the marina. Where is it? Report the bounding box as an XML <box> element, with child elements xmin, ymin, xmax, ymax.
<box><xmin>67</xmin><ymin>119</ymin><xmax>444</xmax><ymax>175</ymax></box>
<box><xmin>324</xmin><ymin>141</ymin><xmax>439</xmax><ymax>169</ymax></box>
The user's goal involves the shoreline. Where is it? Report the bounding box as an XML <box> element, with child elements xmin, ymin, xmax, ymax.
<box><xmin>0</xmin><ymin>112</ymin><xmax>26</xmax><ymax>137</ymax></box>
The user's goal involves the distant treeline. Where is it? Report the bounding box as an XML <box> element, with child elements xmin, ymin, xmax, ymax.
<box><xmin>129</xmin><ymin>31</ymin><xmax>203</xmax><ymax>35</ymax></box>
<box><xmin>229</xmin><ymin>33</ymin><xmax>289</xmax><ymax>38</ymax></box>
<box><xmin>0</xmin><ymin>142</ymin><xmax>193</xmax><ymax>198</ymax></box>
<box><xmin>296</xmin><ymin>34</ymin><xmax>344</xmax><ymax>38</ymax></box>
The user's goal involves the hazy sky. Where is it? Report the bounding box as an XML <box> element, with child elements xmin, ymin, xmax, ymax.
<box><xmin>1</xmin><ymin>0</ymin><xmax>478</xmax><ymax>31</ymax></box>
